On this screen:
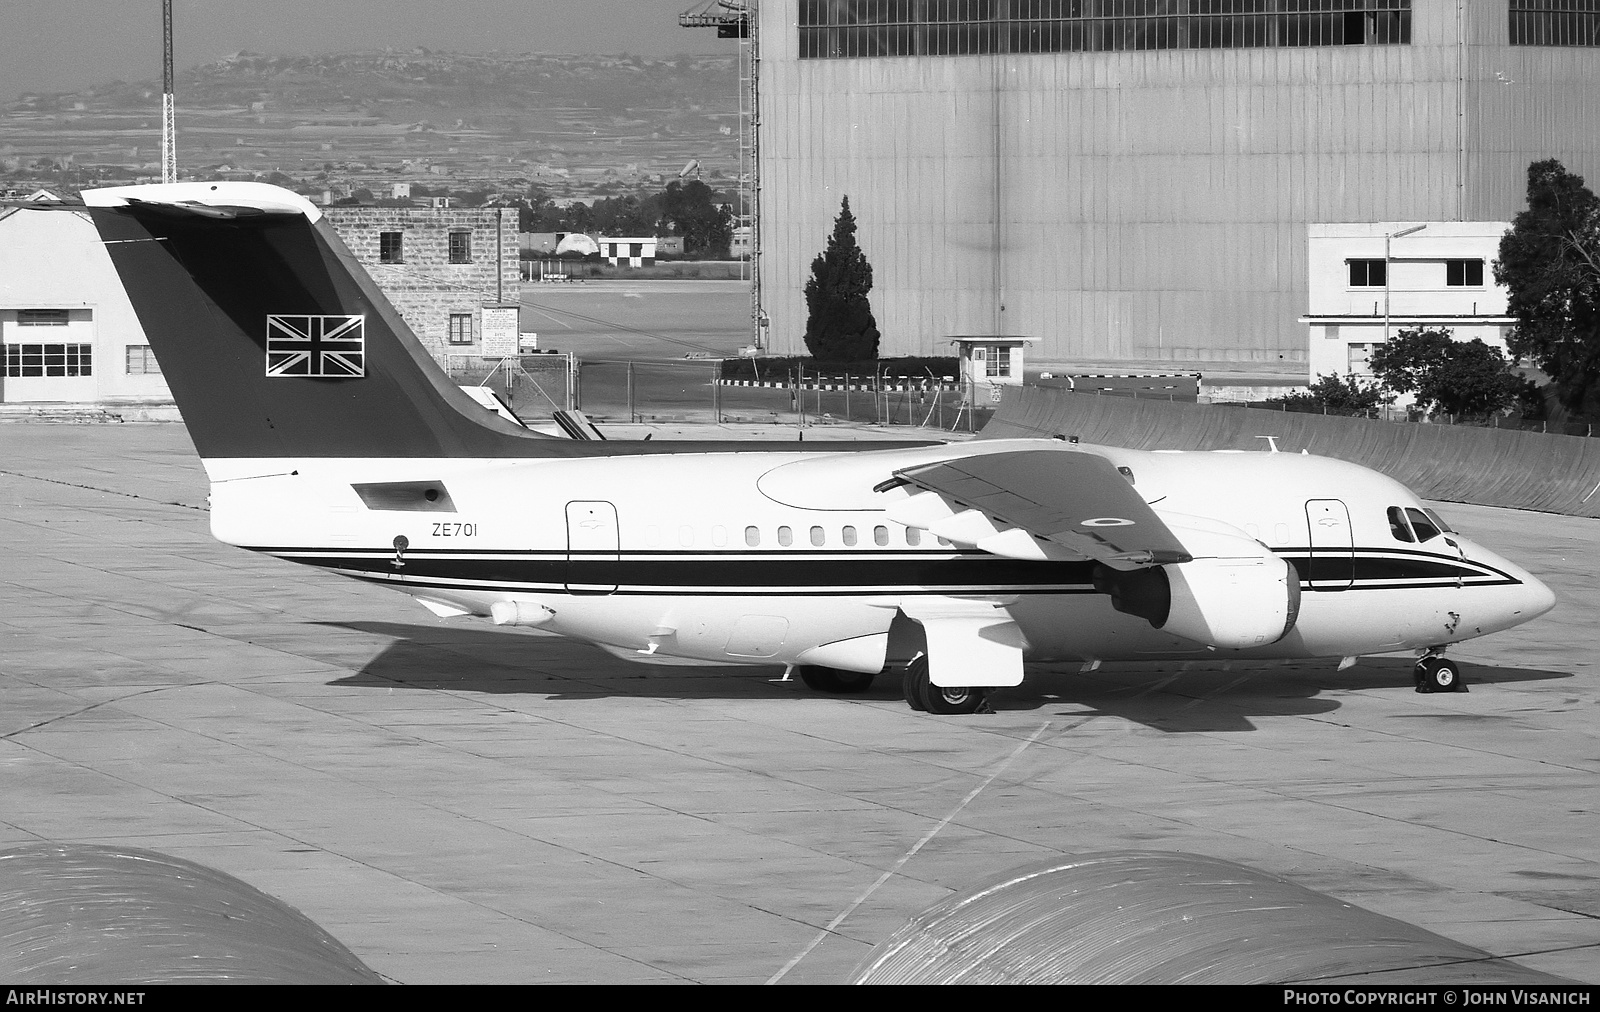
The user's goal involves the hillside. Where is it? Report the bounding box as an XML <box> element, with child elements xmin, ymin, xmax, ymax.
<box><xmin>0</xmin><ymin>50</ymin><xmax>743</xmax><ymax>198</ymax></box>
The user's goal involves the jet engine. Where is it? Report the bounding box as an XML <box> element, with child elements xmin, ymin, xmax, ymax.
<box><xmin>1096</xmin><ymin>514</ymin><xmax>1301</xmax><ymax>649</ymax></box>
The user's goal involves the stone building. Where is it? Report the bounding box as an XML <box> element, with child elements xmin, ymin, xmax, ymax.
<box><xmin>322</xmin><ymin>205</ymin><xmax>520</xmax><ymax>363</ymax></box>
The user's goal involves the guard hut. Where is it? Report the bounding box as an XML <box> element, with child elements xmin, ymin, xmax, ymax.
<box><xmin>950</xmin><ymin>335</ymin><xmax>1032</xmax><ymax>389</ymax></box>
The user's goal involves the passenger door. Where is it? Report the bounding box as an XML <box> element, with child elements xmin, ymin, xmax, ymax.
<box><xmin>1305</xmin><ymin>499</ymin><xmax>1354</xmax><ymax>591</ymax></box>
<box><xmin>565</xmin><ymin>501</ymin><xmax>619</xmax><ymax>594</ymax></box>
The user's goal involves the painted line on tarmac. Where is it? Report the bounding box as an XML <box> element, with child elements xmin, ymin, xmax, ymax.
<box><xmin>765</xmin><ymin>719</ymin><xmax>1058</xmax><ymax>985</ymax></box>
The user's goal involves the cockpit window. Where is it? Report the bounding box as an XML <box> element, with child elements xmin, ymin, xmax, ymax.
<box><xmin>1405</xmin><ymin>507</ymin><xmax>1443</xmax><ymax>542</ymax></box>
<box><xmin>1422</xmin><ymin>507</ymin><xmax>1454</xmax><ymax>534</ymax></box>
<box><xmin>1387</xmin><ymin>506</ymin><xmax>1415</xmax><ymax>543</ymax></box>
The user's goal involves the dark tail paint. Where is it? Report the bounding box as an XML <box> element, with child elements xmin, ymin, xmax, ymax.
<box><xmin>89</xmin><ymin>204</ymin><xmax>566</xmax><ymax>459</ymax></box>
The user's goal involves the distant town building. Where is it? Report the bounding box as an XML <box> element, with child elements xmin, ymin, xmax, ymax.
<box><xmin>0</xmin><ymin>207</ymin><xmax>167</xmax><ymax>405</ymax></box>
<box><xmin>1301</xmin><ymin>223</ymin><xmax>1514</xmax><ymax>384</ymax></box>
<box><xmin>323</xmin><ymin>205</ymin><xmax>519</xmax><ymax>362</ymax></box>
<box><xmin>597</xmin><ymin>237</ymin><xmax>657</xmax><ymax>267</ymax></box>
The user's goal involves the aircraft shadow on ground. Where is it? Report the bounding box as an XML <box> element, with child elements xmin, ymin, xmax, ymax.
<box><xmin>321</xmin><ymin>621</ymin><xmax>1571</xmax><ymax>734</ymax></box>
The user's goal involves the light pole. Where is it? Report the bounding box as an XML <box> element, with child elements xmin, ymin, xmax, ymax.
<box><xmin>1383</xmin><ymin>224</ymin><xmax>1426</xmax><ymax>347</ymax></box>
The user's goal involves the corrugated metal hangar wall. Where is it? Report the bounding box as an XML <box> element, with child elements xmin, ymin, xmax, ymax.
<box><xmin>757</xmin><ymin>0</ymin><xmax>1600</xmax><ymax>373</ymax></box>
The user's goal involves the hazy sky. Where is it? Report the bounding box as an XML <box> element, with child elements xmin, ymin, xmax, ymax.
<box><xmin>0</xmin><ymin>1</ymin><xmax>735</xmax><ymax>101</ymax></box>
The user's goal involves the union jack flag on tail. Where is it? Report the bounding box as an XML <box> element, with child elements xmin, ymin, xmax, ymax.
<box><xmin>266</xmin><ymin>315</ymin><xmax>365</xmax><ymax>378</ymax></box>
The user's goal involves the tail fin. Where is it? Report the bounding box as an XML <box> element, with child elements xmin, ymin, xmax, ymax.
<box><xmin>84</xmin><ymin>182</ymin><xmax>557</xmax><ymax>460</ymax></box>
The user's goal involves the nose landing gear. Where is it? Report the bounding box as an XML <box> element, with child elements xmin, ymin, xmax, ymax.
<box><xmin>1414</xmin><ymin>652</ymin><xmax>1466</xmax><ymax>693</ymax></box>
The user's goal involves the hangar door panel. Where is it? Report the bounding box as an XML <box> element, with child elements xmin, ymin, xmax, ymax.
<box><xmin>1305</xmin><ymin>499</ymin><xmax>1354</xmax><ymax>591</ymax></box>
<box><xmin>566</xmin><ymin>501</ymin><xmax>619</xmax><ymax>594</ymax></box>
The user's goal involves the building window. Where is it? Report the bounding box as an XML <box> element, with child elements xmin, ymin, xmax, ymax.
<box><xmin>126</xmin><ymin>345</ymin><xmax>161</xmax><ymax>375</ymax></box>
<box><xmin>1348</xmin><ymin>343</ymin><xmax>1374</xmax><ymax>375</ymax></box>
<box><xmin>448</xmin><ymin>313</ymin><xmax>473</xmax><ymax>345</ymax></box>
<box><xmin>1446</xmin><ymin>259</ymin><xmax>1484</xmax><ymax>287</ymax></box>
<box><xmin>798</xmin><ymin>0</ymin><xmax>1411</xmax><ymax>59</ymax></box>
<box><xmin>992</xmin><ymin>346</ymin><xmax>1012</xmax><ymax>377</ymax></box>
<box><xmin>17</xmin><ymin>309</ymin><xmax>69</xmax><ymax>326</ymax></box>
<box><xmin>3</xmin><ymin>343</ymin><xmax>92</xmax><ymax>377</ymax></box>
<box><xmin>449</xmin><ymin>231</ymin><xmax>472</xmax><ymax>264</ymax></box>
<box><xmin>379</xmin><ymin>231</ymin><xmax>404</xmax><ymax>264</ymax></box>
<box><xmin>1348</xmin><ymin>259</ymin><xmax>1387</xmax><ymax>287</ymax></box>
<box><xmin>1510</xmin><ymin>0</ymin><xmax>1600</xmax><ymax>45</ymax></box>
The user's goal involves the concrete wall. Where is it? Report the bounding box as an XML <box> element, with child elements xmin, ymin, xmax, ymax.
<box><xmin>323</xmin><ymin>206</ymin><xmax>520</xmax><ymax>362</ymax></box>
<box><xmin>756</xmin><ymin>0</ymin><xmax>1600</xmax><ymax>373</ymax></box>
<box><xmin>983</xmin><ymin>384</ymin><xmax>1600</xmax><ymax>517</ymax></box>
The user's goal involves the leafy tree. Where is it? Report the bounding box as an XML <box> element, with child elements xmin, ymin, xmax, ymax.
<box><xmin>1368</xmin><ymin>327</ymin><xmax>1455</xmax><ymax>396</ymax></box>
<box><xmin>658</xmin><ymin>180</ymin><xmax>730</xmax><ymax>257</ymax></box>
<box><xmin>1495</xmin><ymin>159</ymin><xmax>1600</xmax><ymax>415</ymax></box>
<box><xmin>804</xmin><ymin>196</ymin><xmax>880</xmax><ymax>363</ymax></box>
<box><xmin>1369</xmin><ymin>327</ymin><xmax>1523</xmax><ymax>418</ymax></box>
<box><xmin>1310</xmin><ymin>372</ymin><xmax>1391</xmax><ymax>412</ymax></box>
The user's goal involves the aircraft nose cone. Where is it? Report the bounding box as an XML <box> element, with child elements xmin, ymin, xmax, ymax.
<box><xmin>1521</xmin><ymin>571</ymin><xmax>1557</xmax><ymax>620</ymax></box>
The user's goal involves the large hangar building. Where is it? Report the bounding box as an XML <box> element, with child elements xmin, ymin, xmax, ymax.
<box><xmin>752</xmin><ymin>0</ymin><xmax>1600</xmax><ymax>375</ymax></box>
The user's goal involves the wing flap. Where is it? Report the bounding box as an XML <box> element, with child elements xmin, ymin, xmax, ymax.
<box><xmin>889</xmin><ymin>449</ymin><xmax>1192</xmax><ymax>569</ymax></box>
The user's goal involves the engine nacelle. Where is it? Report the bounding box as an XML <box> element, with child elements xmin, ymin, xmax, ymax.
<box><xmin>1098</xmin><ymin>556</ymin><xmax>1301</xmax><ymax>649</ymax></box>
<box><xmin>1162</xmin><ymin>556</ymin><xmax>1301</xmax><ymax>649</ymax></box>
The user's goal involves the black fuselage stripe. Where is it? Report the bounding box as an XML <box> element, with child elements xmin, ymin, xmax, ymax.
<box><xmin>256</xmin><ymin>546</ymin><xmax>1517</xmax><ymax>592</ymax></box>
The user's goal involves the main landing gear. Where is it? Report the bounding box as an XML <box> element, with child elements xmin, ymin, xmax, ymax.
<box><xmin>1414</xmin><ymin>651</ymin><xmax>1466</xmax><ymax>694</ymax></box>
<box><xmin>901</xmin><ymin>655</ymin><xmax>990</xmax><ymax>715</ymax></box>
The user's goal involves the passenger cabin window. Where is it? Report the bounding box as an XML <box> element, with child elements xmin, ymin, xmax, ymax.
<box><xmin>777</xmin><ymin>526</ymin><xmax>793</xmax><ymax>547</ymax></box>
<box><xmin>874</xmin><ymin>525</ymin><xmax>889</xmax><ymax>546</ymax></box>
<box><xmin>842</xmin><ymin>525</ymin><xmax>857</xmax><ymax>546</ymax></box>
<box><xmin>905</xmin><ymin>527</ymin><xmax>921</xmax><ymax>547</ymax></box>
<box><xmin>745</xmin><ymin>526</ymin><xmax>760</xmax><ymax>547</ymax></box>
<box><xmin>809</xmin><ymin>526</ymin><xmax>825</xmax><ymax>547</ymax></box>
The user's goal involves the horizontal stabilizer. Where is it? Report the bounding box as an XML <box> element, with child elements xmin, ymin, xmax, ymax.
<box><xmin>553</xmin><ymin>409</ymin><xmax>607</xmax><ymax>441</ymax></box>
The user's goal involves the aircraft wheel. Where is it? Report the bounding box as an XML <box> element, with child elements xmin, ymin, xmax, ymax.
<box><xmin>1415</xmin><ymin>657</ymin><xmax>1464</xmax><ymax>693</ymax></box>
<box><xmin>902</xmin><ymin>656</ymin><xmax>929</xmax><ymax>712</ymax></box>
<box><xmin>797</xmin><ymin>664</ymin><xmax>876</xmax><ymax>694</ymax></box>
<box><xmin>921</xmin><ymin>682</ymin><xmax>988</xmax><ymax>716</ymax></box>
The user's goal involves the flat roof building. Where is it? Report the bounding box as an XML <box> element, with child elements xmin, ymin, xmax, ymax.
<box><xmin>750</xmin><ymin>0</ymin><xmax>1600</xmax><ymax>377</ymax></box>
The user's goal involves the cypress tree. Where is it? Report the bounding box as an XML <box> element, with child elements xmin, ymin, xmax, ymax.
<box><xmin>803</xmin><ymin>196</ymin><xmax>879</xmax><ymax>363</ymax></box>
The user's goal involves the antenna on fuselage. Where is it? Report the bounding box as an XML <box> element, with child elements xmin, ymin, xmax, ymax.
<box><xmin>1255</xmin><ymin>435</ymin><xmax>1280</xmax><ymax>453</ymax></box>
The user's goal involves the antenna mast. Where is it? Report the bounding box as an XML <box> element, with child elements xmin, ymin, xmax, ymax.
<box><xmin>162</xmin><ymin>0</ymin><xmax>176</xmax><ymax>184</ymax></box>
<box><xmin>680</xmin><ymin>2</ymin><xmax>762</xmax><ymax>350</ymax></box>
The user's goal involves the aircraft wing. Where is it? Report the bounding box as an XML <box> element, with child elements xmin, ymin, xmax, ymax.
<box><xmin>883</xmin><ymin>449</ymin><xmax>1193</xmax><ymax>570</ymax></box>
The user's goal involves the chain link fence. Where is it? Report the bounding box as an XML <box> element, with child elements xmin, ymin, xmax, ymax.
<box><xmin>444</xmin><ymin>354</ymin><xmax>992</xmax><ymax>432</ymax></box>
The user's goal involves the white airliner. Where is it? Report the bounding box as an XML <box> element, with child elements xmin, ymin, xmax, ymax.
<box><xmin>78</xmin><ymin>182</ymin><xmax>1555</xmax><ymax>714</ymax></box>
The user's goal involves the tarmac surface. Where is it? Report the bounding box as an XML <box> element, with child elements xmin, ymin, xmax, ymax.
<box><xmin>1</xmin><ymin>422</ymin><xmax>1597</xmax><ymax>985</ymax></box>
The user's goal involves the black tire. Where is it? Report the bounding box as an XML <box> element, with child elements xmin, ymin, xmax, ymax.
<box><xmin>1425</xmin><ymin>658</ymin><xmax>1462</xmax><ymax>693</ymax></box>
<box><xmin>902</xmin><ymin>655</ymin><xmax>930</xmax><ymax>712</ymax></box>
<box><xmin>920</xmin><ymin>681</ymin><xmax>987</xmax><ymax>715</ymax></box>
<box><xmin>1415</xmin><ymin>657</ymin><xmax>1464</xmax><ymax>693</ymax></box>
<box><xmin>797</xmin><ymin>664</ymin><xmax>876</xmax><ymax>694</ymax></box>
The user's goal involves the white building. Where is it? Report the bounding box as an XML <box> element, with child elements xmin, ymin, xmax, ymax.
<box><xmin>0</xmin><ymin>207</ymin><xmax>168</xmax><ymax>405</ymax></box>
<box><xmin>597</xmin><ymin>236</ymin><xmax>658</xmax><ymax>267</ymax></box>
<box><xmin>1301</xmin><ymin>222</ymin><xmax>1515</xmax><ymax>383</ymax></box>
